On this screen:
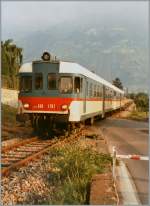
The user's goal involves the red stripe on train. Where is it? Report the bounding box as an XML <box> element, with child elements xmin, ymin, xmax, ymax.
<box><xmin>19</xmin><ymin>96</ymin><xmax>121</xmax><ymax>111</ymax></box>
<box><xmin>19</xmin><ymin>97</ymin><xmax>73</xmax><ymax>111</ymax></box>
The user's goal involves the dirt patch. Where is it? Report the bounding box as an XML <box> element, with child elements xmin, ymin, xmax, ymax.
<box><xmin>2</xmin><ymin>123</ymin><xmax>33</xmax><ymax>146</ymax></box>
<box><xmin>112</xmin><ymin>103</ymin><xmax>136</xmax><ymax>119</ymax></box>
<box><xmin>139</xmin><ymin>129</ymin><xmax>149</xmax><ymax>134</ymax></box>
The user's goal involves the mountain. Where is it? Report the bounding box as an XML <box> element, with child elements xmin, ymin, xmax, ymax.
<box><xmin>13</xmin><ymin>19</ymin><xmax>148</xmax><ymax>92</ymax></box>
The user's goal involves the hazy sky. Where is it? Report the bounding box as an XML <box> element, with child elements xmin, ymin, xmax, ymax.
<box><xmin>2</xmin><ymin>1</ymin><xmax>148</xmax><ymax>39</ymax></box>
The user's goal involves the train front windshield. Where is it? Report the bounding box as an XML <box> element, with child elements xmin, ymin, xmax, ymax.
<box><xmin>19</xmin><ymin>76</ymin><xmax>32</xmax><ymax>92</ymax></box>
<box><xmin>59</xmin><ymin>77</ymin><xmax>73</xmax><ymax>93</ymax></box>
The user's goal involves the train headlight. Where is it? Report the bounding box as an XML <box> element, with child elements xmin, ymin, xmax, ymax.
<box><xmin>41</xmin><ymin>51</ymin><xmax>51</xmax><ymax>61</ymax></box>
<box><xmin>61</xmin><ymin>104</ymin><xmax>68</xmax><ymax>111</ymax></box>
<box><xmin>23</xmin><ymin>103</ymin><xmax>29</xmax><ymax>109</ymax></box>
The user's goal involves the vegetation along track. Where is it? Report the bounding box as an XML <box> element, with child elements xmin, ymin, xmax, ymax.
<box><xmin>1</xmin><ymin>126</ymin><xmax>83</xmax><ymax>177</ymax></box>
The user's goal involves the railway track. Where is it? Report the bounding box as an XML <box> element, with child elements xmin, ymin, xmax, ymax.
<box><xmin>1</xmin><ymin>127</ymin><xmax>83</xmax><ymax>177</ymax></box>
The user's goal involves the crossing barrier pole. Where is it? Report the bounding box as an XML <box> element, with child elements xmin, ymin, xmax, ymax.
<box><xmin>112</xmin><ymin>146</ymin><xmax>116</xmax><ymax>179</ymax></box>
<box><xmin>112</xmin><ymin>146</ymin><xmax>149</xmax><ymax>179</ymax></box>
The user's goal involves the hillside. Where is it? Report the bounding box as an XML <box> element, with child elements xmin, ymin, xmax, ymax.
<box><xmin>14</xmin><ymin>19</ymin><xmax>148</xmax><ymax>92</ymax></box>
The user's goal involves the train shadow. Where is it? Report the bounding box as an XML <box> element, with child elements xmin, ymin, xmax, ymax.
<box><xmin>32</xmin><ymin>122</ymin><xmax>71</xmax><ymax>140</ymax></box>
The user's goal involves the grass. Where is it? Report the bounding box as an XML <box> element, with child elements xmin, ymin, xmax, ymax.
<box><xmin>46</xmin><ymin>144</ymin><xmax>112</xmax><ymax>205</ymax></box>
<box><xmin>1</xmin><ymin>103</ymin><xmax>17</xmax><ymax>125</ymax></box>
<box><xmin>128</xmin><ymin>110</ymin><xmax>149</xmax><ymax>121</ymax></box>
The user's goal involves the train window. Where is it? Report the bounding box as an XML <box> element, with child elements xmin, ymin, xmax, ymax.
<box><xmin>59</xmin><ymin>77</ymin><xmax>73</xmax><ymax>93</ymax></box>
<box><xmin>74</xmin><ymin>77</ymin><xmax>80</xmax><ymax>93</ymax></box>
<box><xmin>97</xmin><ymin>85</ymin><xmax>99</xmax><ymax>97</ymax></box>
<box><xmin>48</xmin><ymin>73</ymin><xmax>57</xmax><ymax>90</ymax></box>
<box><xmin>96</xmin><ymin>85</ymin><xmax>98</xmax><ymax>97</ymax></box>
<box><xmin>106</xmin><ymin>87</ymin><xmax>108</xmax><ymax>98</ymax></box>
<box><xmin>100</xmin><ymin>86</ymin><xmax>103</xmax><ymax>97</ymax></box>
<box><xmin>90</xmin><ymin>83</ymin><xmax>93</xmax><ymax>96</ymax></box>
<box><xmin>86</xmin><ymin>82</ymin><xmax>88</xmax><ymax>96</ymax></box>
<box><xmin>35</xmin><ymin>73</ymin><xmax>43</xmax><ymax>90</ymax></box>
<box><xmin>74</xmin><ymin>77</ymin><xmax>82</xmax><ymax>93</ymax></box>
<box><xmin>98</xmin><ymin>86</ymin><xmax>100</xmax><ymax>97</ymax></box>
<box><xmin>20</xmin><ymin>76</ymin><xmax>32</xmax><ymax>92</ymax></box>
<box><xmin>94</xmin><ymin>85</ymin><xmax>96</xmax><ymax>97</ymax></box>
<box><xmin>97</xmin><ymin>86</ymin><xmax>99</xmax><ymax>97</ymax></box>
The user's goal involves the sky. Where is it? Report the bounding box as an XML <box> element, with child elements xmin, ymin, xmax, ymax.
<box><xmin>2</xmin><ymin>1</ymin><xmax>149</xmax><ymax>39</ymax></box>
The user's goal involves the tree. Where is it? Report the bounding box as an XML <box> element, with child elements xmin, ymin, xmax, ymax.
<box><xmin>1</xmin><ymin>39</ymin><xmax>23</xmax><ymax>89</ymax></box>
<box><xmin>112</xmin><ymin>78</ymin><xmax>123</xmax><ymax>89</ymax></box>
<box><xmin>134</xmin><ymin>92</ymin><xmax>149</xmax><ymax>113</ymax></box>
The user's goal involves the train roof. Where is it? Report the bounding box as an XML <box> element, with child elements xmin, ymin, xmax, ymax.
<box><xmin>19</xmin><ymin>61</ymin><xmax>124</xmax><ymax>94</ymax></box>
<box><xmin>59</xmin><ymin>62</ymin><xmax>124</xmax><ymax>94</ymax></box>
<box><xmin>19</xmin><ymin>62</ymin><xmax>32</xmax><ymax>73</ymax></box>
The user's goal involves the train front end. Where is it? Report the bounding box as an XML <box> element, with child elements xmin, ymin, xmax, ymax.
<box><xmin>17</xmin><ymin>52</ymin><xmax>75</xmax><ymax>131</ymax></box>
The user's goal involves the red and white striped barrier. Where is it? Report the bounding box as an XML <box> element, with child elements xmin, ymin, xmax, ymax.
<box><xmin>116</xmin><ymin>154</ymin><xmax>149</xmax><ymax>161</ymax></box>
<box><xmin>112</xmin><ymin>146</ymin><xmax>149</xmax><ymax>179</ymax></box>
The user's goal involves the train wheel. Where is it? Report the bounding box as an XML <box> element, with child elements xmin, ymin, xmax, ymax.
<box><xmin>33</xmin><ymin>116</ymin><xmax>40</xmax><ymax>133</ymax></box>
<box><xmin>90</xmin><ymin>117</ymin><xmax>94</xmax><ymax>125</ymax></box>
<box><xmin>67</xmin><ymin>123</ymin><xmax>71</xmax><ymax>133</ymax></box>
<box><xmin>38</xmin><ymin>116</ymin><xmax>44</xmax><ymax>135</ymax></box>
<box><xmin>36</xmin><ymin>116</ymin><xmax>39</xmax><ymax>132</ymax></box>
<box><xmin>32</xmin><ymin>116</ymin><xmax>37</xmax><ymax>132</ymax></box>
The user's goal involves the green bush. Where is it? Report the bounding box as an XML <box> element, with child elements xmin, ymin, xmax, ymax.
<box><xmin>129</xmin><ymin>92</ymin><xmax>149</xmax><ymax>113</ymax></box>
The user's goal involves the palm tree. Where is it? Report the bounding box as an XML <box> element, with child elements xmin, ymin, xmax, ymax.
<box><xmin>1</xmin><ymin>39</ymin><xmax>23</xmax><ymax>89</ymax></box>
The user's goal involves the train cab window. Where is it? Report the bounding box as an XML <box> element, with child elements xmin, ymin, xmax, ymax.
<box><xmin>20</xmin><ymin>76</ymin><xmax>32</xmax><ymax>92</ymax></box>
<box><xmin>74</xmin><ymin>77</ymin><xmax>82</xmax><ymax>93</ymax></box>
<box><xmin>35</xmin><ymin>73</ymin><xmax>43</xmax><ymax>90</ymax></box>
<box><xmin>59</xmin><ymin>77</ymin><xmax>73</xmax><ymax>93</ymax></box>
<box><xmin>48</xmin><ymin>73</ymin><xmax>57</xmax><ymax>90</ymax></box>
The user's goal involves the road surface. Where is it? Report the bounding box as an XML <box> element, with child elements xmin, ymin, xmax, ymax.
<box><xmin>95</xmin><ymin>118</ymin><xmax>149</xmax><ymax>205</ymax></box>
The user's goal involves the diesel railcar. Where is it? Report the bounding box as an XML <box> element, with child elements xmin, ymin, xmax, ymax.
<box><xmin>17</xmin><ymin>52</ymin><xmax>125</xmax><ymax>130</ymax></box>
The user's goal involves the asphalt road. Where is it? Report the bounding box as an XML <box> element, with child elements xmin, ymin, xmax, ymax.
<box><xmin>95</xmin><ymin>118</ymin><xmax>149</xmax><ymax>205</ymax></box>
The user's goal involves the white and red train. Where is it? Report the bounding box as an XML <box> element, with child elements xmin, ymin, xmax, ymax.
<box><xmin>17</xmin><ymin>52</ymin><xmax>127</xmax><ymax>130</ymax></box>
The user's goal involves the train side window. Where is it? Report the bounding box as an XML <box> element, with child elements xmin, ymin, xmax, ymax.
<box><xmin>99</xmin><ymin>86</ymin><xmax>101</xmax><ymax>97</ymax></box>
<box><xmin>86</xmin><ymin>81</ymin><xmax>88</xmax><ymax>96</ymax></box>
<box><xmin>98</xmin><ymin>86</ymin><xmax>101</xmax><ymax>97</ymax></box>
<box><xmin>48</xmin><ymin>73</ymin><xmax>57</xmax><ymax>90</ymax></box>
<box><xmin>20</xmin><ymin>76</ymin><xmax>32</xmax><ymax>92</ymax></box>
<box><xmin>94</xmin><ymin>85</ymin><xmax>96</xmax><ymax>97</ymax></box>
<box><xmin>95</xmin><ymin>85</ymin><xmax>97</xmax><ymax>97</ymax></box>
<box><xmin>90</xmin><ymin>83</ymin><xmax>93</xmax><ymax>96</ymax></box>
<box><xmin>97</xmin><ymin>86</ymin><xmax>99</xmax><ymax>97</ymax></box>
<box><xmin>97</xmin><ymin>85</ymin><xmax>99</xmax><ymax>97</ymax></box>
<box><xmin>74</xmin><ymin>77</ymin><xmax>82</xmax><ymax>93</ymax></box>
<box><xmin>59</xmin><ymin>77</ymin><xmax>73</xmax><ymax>93</ymax></box>
<box><xmin>100</xmin><ymin>86</ymin><xmax>103</xmax><ymax>97</ymax></box>
<box><xmin>106</xmin><ymin>87</ymin><xmax>108</xmax><ymax>98</ymax></box>
<box><xmin>35</xmin><ymin>73</ymin><xmax>43</xmax><ymax>90</ymax></box>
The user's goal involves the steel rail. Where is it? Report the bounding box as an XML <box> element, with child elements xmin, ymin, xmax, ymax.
<box><xmin>1</xmin><ymin>128</ymin><xmax>83</xmax><ymax>177</ymax></box>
